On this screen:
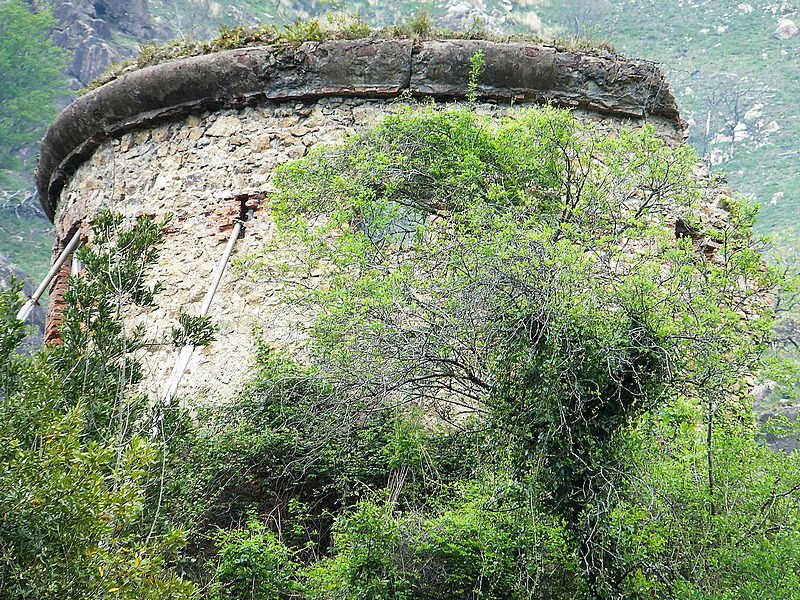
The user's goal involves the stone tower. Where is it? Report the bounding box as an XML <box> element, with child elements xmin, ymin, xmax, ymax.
<box><xmin>35</xmin><ymin>38</ymin><xmax>685</xmax><ymax>402</ymax></box>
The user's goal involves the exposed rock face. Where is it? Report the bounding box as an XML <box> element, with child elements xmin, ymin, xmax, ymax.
<box><xmin>47</xmin><ymin>0</ymin><xmax>162</xmax><ymax>86</ymax></box>
<box><xmin>0</xmin><ymin>254</ymin><xmax>45</xmax><ymax>350</ymax></box>
<box><xmin>774</xmin><ymin>17</ymin><xmax>799</xmax><ymax>39</ymax></box>
<box><xmin>759</xmin><ymin>406</ymin><xmax>800</xmax><ymax>453</ymax></box>
<box><xmin>99</xmin><ymin>0</ymin><xmax>152</xmax><ymax>36</ymax></box>
<box><xmin>440</xmin><ymin>0</ymin><xmax>513</xmax><ymax>33</ymax></box>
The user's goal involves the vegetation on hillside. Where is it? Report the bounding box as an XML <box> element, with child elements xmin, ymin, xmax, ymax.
<box><xmin>145</xmin><ymin>0</ymin><xmax>542</xmax><ymax>41</ymax></box>
<box><xmin>538</xmin><ymin>0</ymin><xmax>800</xmax><ymax>246</ymax></box>
<box><xmin>0</xmin><ymin>189</ymin><xmax>51</xmax><ymax>282</ymax></box>
<box><xmin>0</xmin><ymin>0</ymin><xmax>69</xmax><ymax>282</ymax></box>
<box><xmin>0</xmin><ymin>0</ymin><xmax>68</xmax><ymax>170</ymax></box>
<box><xmin>4</xmin><ymin>106</ymin><xmax>797</xmax><ymax>599</ymax></box>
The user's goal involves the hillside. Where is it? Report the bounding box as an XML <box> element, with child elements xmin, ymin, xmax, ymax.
<box><xmin>2</xmin><ymin>0</ymin><xmax>799</xmax><ymax>286</ymax></box>
<box><xmin>537</xmin><ymin>0</ymin><xmax>800</xmax><ymax>252</ymax></box>
<box><xmin>143</xmin><ymin>0</ymin><xmax>548</xmax><ymax>39</ymax></box>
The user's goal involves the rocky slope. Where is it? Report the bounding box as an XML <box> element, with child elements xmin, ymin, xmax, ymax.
<box><xmin>43</xmin><ymin>0</ymin><xmax>166</xmax><ymax>87</ymax></box>
<box><xmin>0</xmin><ymin>252</ymin><xmax>45</xmax><ymax>349</ymax></box>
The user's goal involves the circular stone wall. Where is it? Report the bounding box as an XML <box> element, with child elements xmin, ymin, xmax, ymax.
<box><xmin>38</xmin><ymin>38</ymin><xmax>687</xmax><ymax>402</ymax></box>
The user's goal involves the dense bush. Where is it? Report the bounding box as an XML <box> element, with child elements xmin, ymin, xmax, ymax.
<box><xmin>0</xmin><ymin>214</ymin><xmax>197</xmax><ymax>599</ymax></box>
<box><xmin>3</xmin><ymin>106</ymin><xmax>800</xmax><ymax>600</ymax></box>
<box><xmin>214</xmin><ymin>517</ymin><xmax>301</xmax><ymax>600</ymax></box>
<box><xmin>256</xmin><ymin>105</ymin><xmax>794</xmax><ymax>598</ymax></box>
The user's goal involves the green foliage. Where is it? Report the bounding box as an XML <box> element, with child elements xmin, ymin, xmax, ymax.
<box><xmin>466</xmin><ymin>50</ymin><xmax>485</xmax><ymax>103</ymax></box>
<box><xmin>386</xmin><ymin>9</ymin><xmax>436</xmax><ymax>39</ymax></box>
<box><xmin>305</xmin><ymin>501</ymin><xmax>408</xmax><ymax>600</ymax></box>
<box><xmin>305</xmin><ymin>483</ymin><xmax>577</xmax><ymax>600</ymax></box>
<box><xmin>0</xmin><ymin>278</ymin><xmax>26</xmax><ymax>394</ymax></box>
<box><xmin>0</xmin><ymin>403</ymin><xmax>195</xmax><ymax>600</ymax></box>
<box><xmin>282</xmin><ymin>18</ymin><xmax>327</xmax><ymax>44</ymax></box>
<box><xmin>42</xmin><ymin>105</ymin><xmax>782</xmax><ymax>600</ymax></box>
<box><xmin>160</xmin><ymin>345</ymin><xmax>481</xmax><ymax>565</ymax></box>
<box><xmin>214</xmin><ymin>517</ymin><xmax>301</xmax><ymax>600</ymax></box>
<box><xmin>0</xmin><ymin>0</ymin><xmax>68</xmax><ymax>168</ymax></box>
<box><xmin>626</xmin><ymin>404</ymin><xmax>800</xmax><ymax>599</ymax></box>
<box><xmin>488</xmin><ymin>270</ymin><xmax>668</xmax><ymax>595</ymax></box>
<box><xmin>50</xmin><ymin>211</ymin><xmax>168</xmax><ymax>437</ymax></box>
<box><xmin>10</xmin><ymin>99</ymin><xmax>789</xmax><ymax>598</ymax></box>
<box><xmin>171</xmin><ymin>311</ymin><xmax>218</xmax><ymax>348</ymax></box>
<box><xmin>264</xmin><ymin>105</ymin><xmax>781</xmax><ymax>598</ymax></box>
<box><xmin>271</xmin><ymin>107</ymin><xmax>579</xmax><ymax>240</ymax></box>
<box><xmin>407</xmin><ymin>9</ymin><xmax>433</xmax><ymax>38</ymax></box>
<box><xmin>0</xmin><ymin>213</ymin><xmax>197</xmax><ymax>599</ymax></box>
<box><xmin>323</xmin><ymin>13</ymin><xmax>373</xmax><ymax>40</ymax></box>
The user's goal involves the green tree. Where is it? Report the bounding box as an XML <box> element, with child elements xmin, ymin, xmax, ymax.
<box><xmin>49</xmin><ymin>211</ymin><xmax>167</xmax><ymax>440</ymax></box>
<box><xmin>265</xmin><ymin>106</ymin><xmax>779</xmax><ymax>598</ymax></box>
<box><xmin>0</xmin><ymin>215</ymin><xmax>197</xmax><ymax>599</ymax></box>
<box><xmin>0</xmin><ymin>0</ymin><xmax>68</xmax><ymax>169</ymax></box>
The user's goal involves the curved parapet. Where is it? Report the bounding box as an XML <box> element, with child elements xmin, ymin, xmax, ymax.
<box><xmin>36</xmin><ymin>37</ymin><xmax>689</xmax><ymax>400</ymax></box>
<box><xmin>37</xmin><ymin>38</ymin><xmax>682</xmax><ymax>221</ymax></box>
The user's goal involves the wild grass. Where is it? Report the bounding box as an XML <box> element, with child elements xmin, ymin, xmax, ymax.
<box><xmin>87</xmin><ymin>11</ymin><xmax>619</xmax><ymax>91</ymax></box>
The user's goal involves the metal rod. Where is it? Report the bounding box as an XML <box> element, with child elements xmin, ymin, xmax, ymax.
<box><xmin>160</xmin><ymin>345</ymin><xmax>195</xmax><ymax>404</ymax></box>
<box><xmin>16</xmin><ymin>229</ymin><xmax>81</xmax><ymax>322</ymax></box>
<box><xmin>200</xmin><ymin>220</ymin><xmax>243</xmax><ymax>317</ymax></box>
<box><xmin>160</xmin><ymin>220</ymin><xmax>244</xmax><ymax>403</ymax></box>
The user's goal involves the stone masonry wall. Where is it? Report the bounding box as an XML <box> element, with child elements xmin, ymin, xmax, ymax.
<box><xmin>40</xmin><ymin>38</ymin><xmax>697</xmax><ymax>404</ymax></box>
<box><xmin>56</xmin><ymin>95</ymin><xmax>689</xmax><ymax>402</ymax></box>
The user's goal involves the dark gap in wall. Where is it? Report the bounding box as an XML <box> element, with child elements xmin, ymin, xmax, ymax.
<box><xmin>236</xmin><ymin>192</ymin><xmax>265</xmax><ymax>224</ymax></box>
<box><xmin>237</xmin><ymin>195</ymin><xmax>251</xmax><ymax>223</ymax></box>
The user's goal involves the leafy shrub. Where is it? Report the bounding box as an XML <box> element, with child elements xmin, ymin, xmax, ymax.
<box><xmin>306</xmin><ymin>486</ymin><xmax>577</xmax><ymax>600</ymax></box>
<box><xmin>627</xmin><ymin>412</ymin><xmax>800</xmax><ymax>600</ymax></box>
<box><xmin>161</xmin><ymin>345</ymin><xmax>482</xmax><ymax>569</ymax></box>
<box><xmin>0</xmin><ymin>214</ymin><xmax>197</xmax><ymax>599</ymax></box>
<box><xmin>265</xmin><ymin>105</ymin><xmax>782</xmax><ymax>598</ymax></box>
<box><xmin>214</xmin><ymin>517</ymin><xmax>301</xmax><ymax>600</ymax></box>
<box><xmin>171</xmin><ymin>310</ymin><xmax>218</xmax><ymax>347</ymax></box>
<box><xmin>305</xmin><ymin>501</ymin><xmax>408</xmax><ymax>600</ymax></box>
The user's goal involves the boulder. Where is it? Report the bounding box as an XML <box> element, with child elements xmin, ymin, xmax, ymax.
<box><xmin>774</xmin><ymin>18</ymin><xmax>799</xmax><ymax>39</ymax></box>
